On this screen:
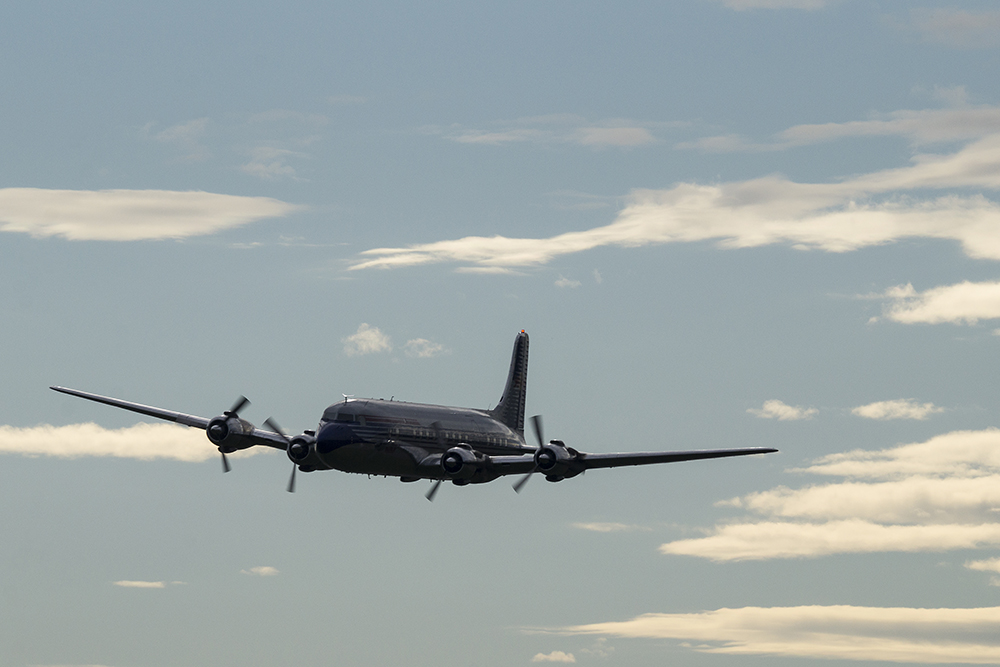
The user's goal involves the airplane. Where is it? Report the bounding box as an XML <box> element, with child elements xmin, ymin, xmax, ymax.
<box><xmin>50</xmin><ymin>331</ymin><xmax>776</xmax><ymax>500</ymax></box>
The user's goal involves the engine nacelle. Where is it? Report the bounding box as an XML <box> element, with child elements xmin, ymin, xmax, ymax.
<box><xmin>206</xmin><ymin>416</ymin><xmax>257</xmax><ymax>452</ymax></box>
<box><xmin>286</xmin><ymin>433</ymin><xmax>317</xmax><ymax>464</ymax></box>
<box><xmin>534</xmin><ymin>440</ymin><xmax>579</xmax><ymax>481</ymax></box>
<box><xmin>440</xmin><ymin>446</ymin><xmax>486</xmax><ymax>480</ymax></box>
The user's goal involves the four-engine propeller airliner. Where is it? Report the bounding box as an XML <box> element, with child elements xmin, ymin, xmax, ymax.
<box><xmin>51</xmin><ymin>331</ymin><xmax>776</xmax><ymax>500</ymax></box>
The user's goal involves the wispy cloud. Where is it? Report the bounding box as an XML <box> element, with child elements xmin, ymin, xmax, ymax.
<box><xmin>910</xmin><ymin>9</ymin><xmax>1000</xmax><ymax>49</ymax></box>
<box><xmin>350</xmin><ymin>134</ymin><xmax>1000</xmax><ymax>271</ymax></box>
<box><xmin>0</xmin><ymin>188</ymin><xmax>300</xmax><ymax>241</ymax></box>
<box><xmin>240</xmin><ymin>146</ymin><xmax>308</xmax><ymax>180</ymax></box>
<box><xmin>659</xmin><ymin>428</ymin><xmax>1000</xmax><ymax>562</ymax></box>
<box><xmin>572</xmin><ymin>522</ymin><xmax>652</xmax><ymax>533</ymax></box>
<box><xmin>403</xmin><ymin>338</ymin><xmax>446</xmax><ymax>358</ymax></box>
<box><xmin>0</xmin><ymin>422</ymin><xmax>265</xmax><ymax>462</ymax></box>
<box><xmin>682</xmin><ymin>104</ymin><xmax>1000</xmax><ymax>152</ymax></box>
<box><xmin>531</xmin><ymin>651</ymin><xmax>576</xmax><ymax>663</ymax></box>
<box><xmin>442</xmin><ymin>114</ymin><xmax>661</xmax><ymax>148</ymax></box>
<box><xmin>875</xmin><ymin>281</ymin><xmax>1000</xmax><ymax>325</ymax></box>
<box><xmin>554</xmin><ymin>276</ymin><xmax>581</xmax><ymax>289</ymax></box>
<box><xmin>241</xmin><ymin>566</ymin><xmax>279</xmax><ymax>576</ymax></box>
<box><xmin>852</xmin><ymin>398</ymin><xmax>944</xmax><ymax>420</ymax></box>
<box><xmin>553</xmin><ymin>605</ymin><xmax>1000</xmax><ymax>663</ymax></box>
<box><xmin>746</xmin><ymin>399</ymin><xmax>817</xmax><ymax>421</ymax></box>
<box><xmin>146</xmin><ymin>118</ymin><xmax>211</xmax><ymax>161</ymax></box>
<box><xmin>342</xmin><ymin>323</ymin><xmax>393</xmax><ymax>356</ymax></box>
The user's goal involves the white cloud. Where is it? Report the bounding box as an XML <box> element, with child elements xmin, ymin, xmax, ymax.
<box><xmin>659</xmin><ymin>429</ymin><xmax>1000</xmax><ymax>561</ymax></box>
<box><xmin>531</xmin><ymin>651</ymin><xmax>576</xmax><ymax>663</ymax></box>
<box><xmin>0</xmin><ymin>422</ymin><xmax>265</xmax><ymax>462</ymax></box>
<box><xmin>911</xmin><ymin>9</ymin><xmax>1000</xmax><ymax>49</ymax></box>
<box><xmin>113</xmin><ymin>580</ymin><xmax>166</xmax><ymax>588</ymax></box>
<box><xmin>350</xmin><ymin>135</ymin><xmax>1000</xmax><ymax>271</ymax></box>
<box><xmin>799</xmin><ymin>428</ymin><xmax>1000</xmax><ymax>479</ymax></box>
<box><xmin>403</xmin><ymin>338</ymin><xmax>445</xmax><ymax>358</ymax></box>
<box><xmin>572</xmin><ymin>522</ymin><xmax>651</xmax><ymax>533</ymax></box>
<box><xmin>746</xmin><ymin>399</ymin><xmax>817</xmax><ymax>421</ymax></box>
<box><xmin>967</xmin><ymin>558</ymin><xmax>1000</xmax><ymax>574</ymax></box>
<box><xmin>660</xmin><ymin>520</ymin><xmax>1000</xmax><ymax>562</ymax></box>
<box><xmin>241</xmin><ymin>566</ymin><xmax>279</xmax><ymax>576</ymax></box>
<box><xmin>876</xmin><ymin>281</ymin><xmax>1000</xmax><ymax>325</ymax></box>
<box><xmin>721</xmin><ymin>475</ymin><xmax>1000</xmax><ymax>524</ymax></box>
<box><xmin>556</xmin><ymin>605</ymin><xmax>1000</xmax><ymax>664</ymax></box>
<box><xmin>342</xmin><ymin>324</ymin><xmax>393</xmax><ymax>356</ymax></box>
<box><xmin>0</xmin><ymin>188</ymin><xmax>300</xmax><ymax>241</ymax></box>
<box><xmin>852</xmin><ymin>398</ymin><xmax>944</xmax><ymax>420</ymax></box>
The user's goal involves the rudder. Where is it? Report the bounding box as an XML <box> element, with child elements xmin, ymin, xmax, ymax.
<box><xmin>490</xmin><ymin>330</ymin><xmax>528</xmax><ymax>434</ymax></box>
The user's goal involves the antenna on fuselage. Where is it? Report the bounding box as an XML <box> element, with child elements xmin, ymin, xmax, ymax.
<box><xmin>342</xmin><ymin>394</ymin><xmax>354</xmax><ymax>403</ymax></box>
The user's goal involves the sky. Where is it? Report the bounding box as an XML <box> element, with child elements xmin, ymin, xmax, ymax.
<box><xmin>3</xmin><ymin>1</ymin><xmax>1000</xmax><ymax>665</ymax></box>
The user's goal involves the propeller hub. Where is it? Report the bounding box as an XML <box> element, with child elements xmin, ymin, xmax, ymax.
<box><xmin>206</xmin><ymin>417</ymin><xmax>230</xmax><ymax>444</ymax></box>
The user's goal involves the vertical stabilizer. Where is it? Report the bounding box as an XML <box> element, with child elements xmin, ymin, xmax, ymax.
<box><xmin>490</xmin><ymin>331</ymin><xmax>529</xmax><ymax>434</ymax></box>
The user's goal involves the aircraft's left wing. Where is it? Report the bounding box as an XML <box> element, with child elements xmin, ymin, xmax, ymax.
<box><xmin>575</xmin><ymin>447</ymin><xmax>778</xmax><ymax>469</ymax></box>
<box><xmin>489</xmin><ymin>446</ymin><xmax>777</xmax><ymax>480</ymax></box>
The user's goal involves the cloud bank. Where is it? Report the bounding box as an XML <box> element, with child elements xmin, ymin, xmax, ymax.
<box><xmin>0</xmin><ymin>188</ymin><xmax>300</xmax><ymax>241</ymax></box>
<box><xmin>351</xmin><ymin>134</ymin><xmax>1000</xmax><ymax>271</ymax></box>
<box><xmin>555</xmin><ymin>605</ymin><xmax>1000</xmax><ymax>664</ymax></box>
<box><xmin>660</xmin><ymin>428</ymin><xmax>1000</xmax><ymax>561</ymax></box>
<box><xmin>0</xmin><ymin>422</ymin><xmax>264</xmax><ymax>462</ymax></box>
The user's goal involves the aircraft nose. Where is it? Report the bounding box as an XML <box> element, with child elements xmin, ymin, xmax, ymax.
<box><xmin>316</xmin><ymin>422</ymin><xmax>355</xmax><ymax>454</ymax></box>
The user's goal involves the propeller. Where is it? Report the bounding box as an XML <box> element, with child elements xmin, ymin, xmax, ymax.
<box><xmin>264</xmin><ymin>417</ymin><xmax>297</xmax><ymax>493</ymax></box>
<box><xmin>218</xmin><ymin>395</ymin><xmax>250</xmax><ymax>473</ymax></box>
<box><xmin>513</xmin><ymin>415</ymin><xmax>544</xmax><ymax>494</ymax></box>
<box><xmin>425</xmin><ymin>421</ymin><xmax>447</xmax><ymax>502</ymax></box>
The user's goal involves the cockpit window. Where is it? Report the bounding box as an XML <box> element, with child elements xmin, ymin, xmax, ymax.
<box><xmin>335</xmin><ymin>413</ymin><xmax>357</xmax><ymax>423</ymax></box>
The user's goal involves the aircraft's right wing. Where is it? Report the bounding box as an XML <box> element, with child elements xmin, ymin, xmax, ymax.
<box><xmin>50</xmin><ymin>386</ymin><xmax>288</xmax><ymax>450</ymax></box>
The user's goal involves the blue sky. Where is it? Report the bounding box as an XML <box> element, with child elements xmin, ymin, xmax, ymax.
<box><xmin>4</xmin><ymin>1</ymin><xmax>1000</xmax><ymax>665</ymax></box>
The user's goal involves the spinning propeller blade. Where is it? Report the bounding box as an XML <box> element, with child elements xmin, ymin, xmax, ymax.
<box><xmin>513</xmin><ymin>414</ymin><xmax>544</xmax><ymax>493</ymax></box>
<box><xmin>265</xmin><ymin>417</ymin><xmax>298</xmax><ymax>494</ymax></box>
<box><xmin>425</xmin><ymin>421</ymin><xmax>448</xmax><ymax>502</ymax></box>
<box><xmin>218</xmin><ymin>395</ymin><xmax>250</xmax><ymax>473</ymax></box>
<box><xmin>227</xmin><ymin>395</ymin><xmax>250</xmax><ymax>416</ymax></box>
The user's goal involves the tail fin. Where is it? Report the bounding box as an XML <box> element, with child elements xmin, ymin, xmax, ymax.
<box><xmin>490</xmin><ymin>330</ymin><xmax>529</xmax><ymax>434</ymax></box>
